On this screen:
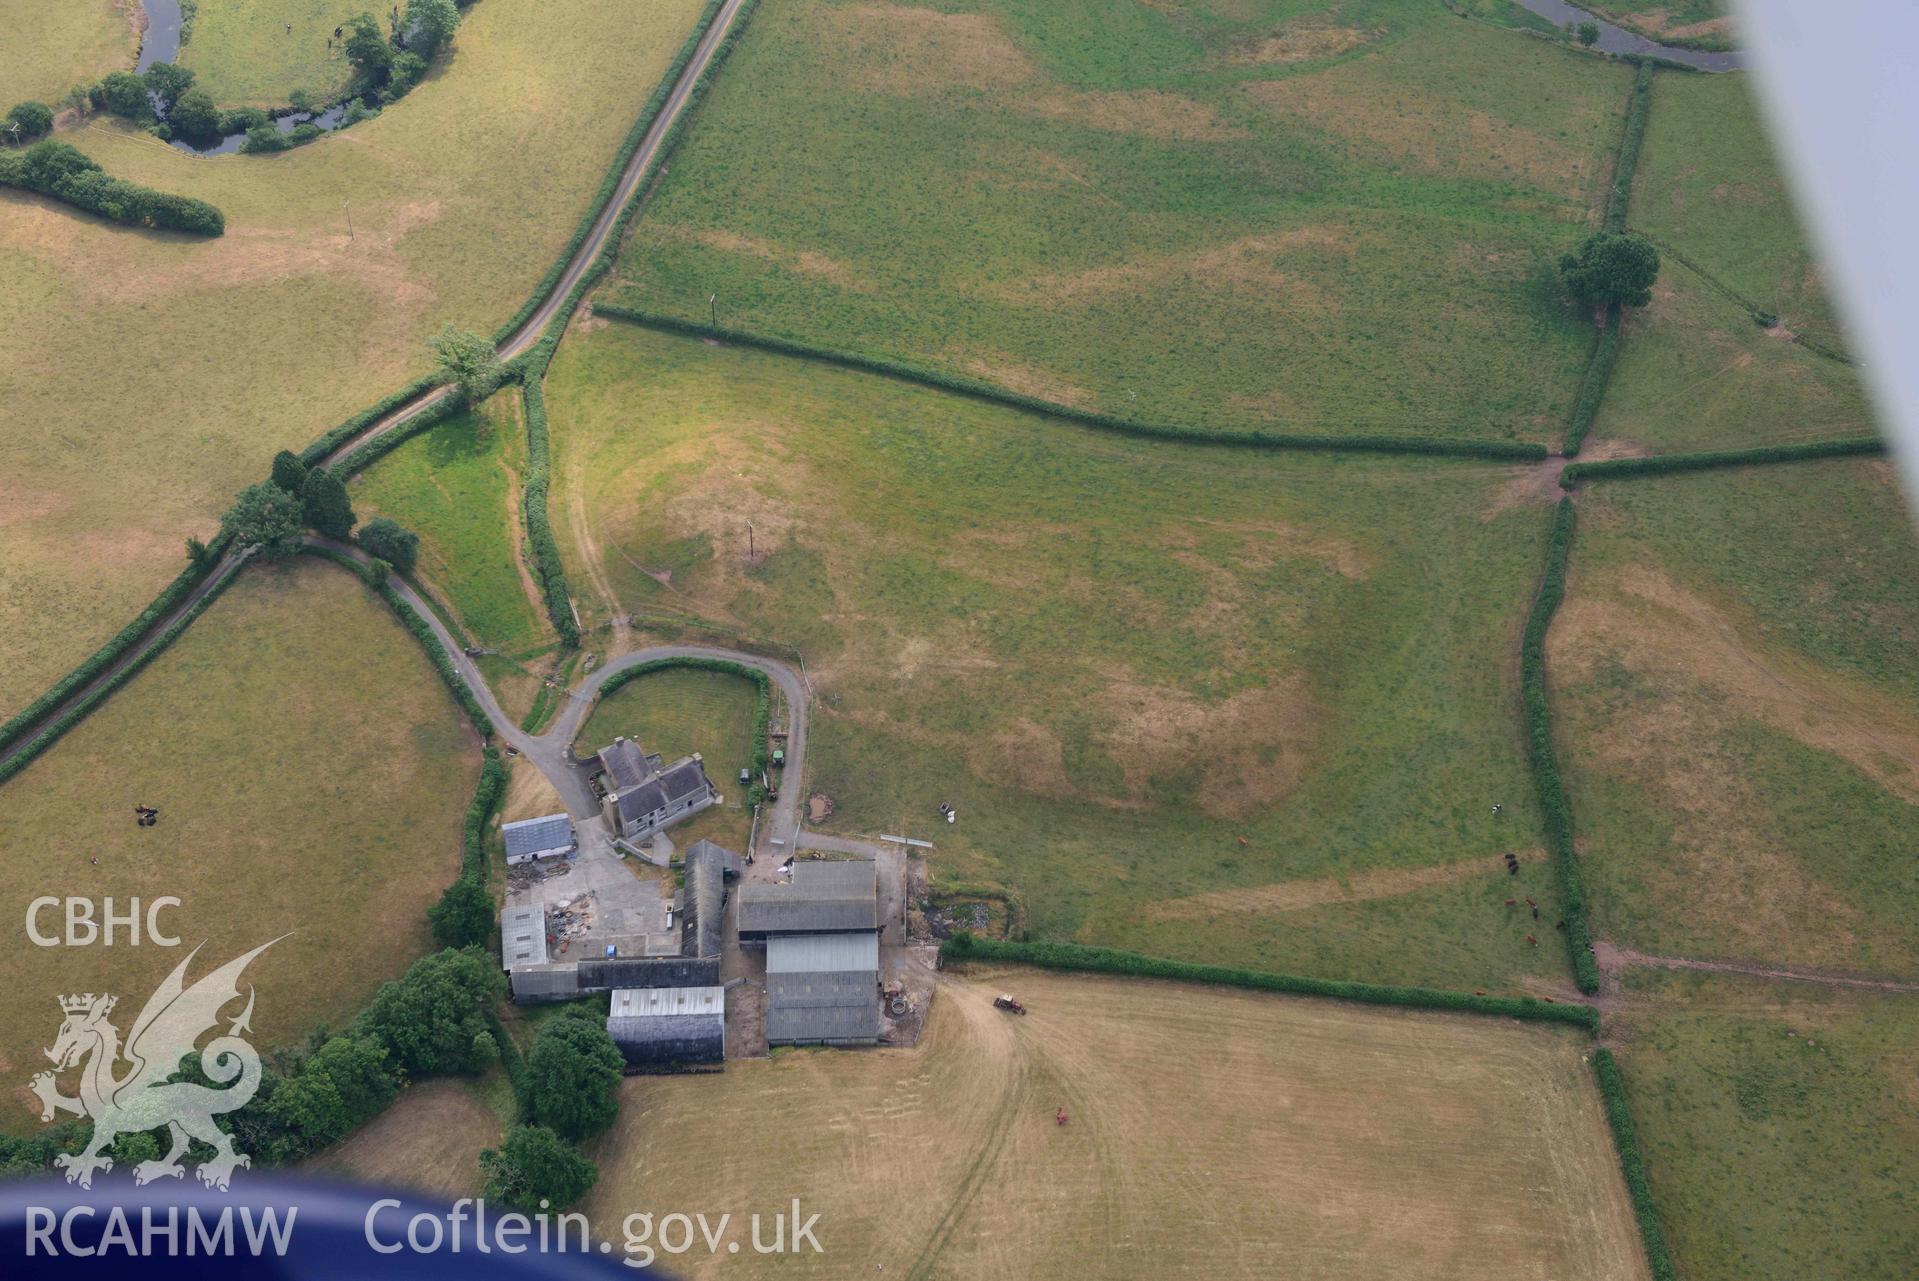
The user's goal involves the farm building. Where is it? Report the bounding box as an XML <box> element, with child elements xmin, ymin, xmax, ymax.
<box><xmin>500</xmin><ymin>905</ymin><xmax>548</xmax><ymax>969</ymax></box>
<box><xmin>765</xmin><ymin>932</ymin><xmax>881</xmax><ymax>1046</ymax></box>
<box><xmin>607</xmin><ymin>985</ymin><xmax>726</xmax><ymax>1067</ymax></box>
<box><xmin>594</xmin><ymin>737</ymin><xmax>719</xmax><ymax>841</ymax></box>
<box><xmin>682</xmin><ymin>839</ymin><xmax>741</xmax><ymax>959</ymax></box>
<box><xmin>738</xmin><ymin>859</ymin><xmax>879</xmax><ymax>943</ymax></box>
<box><xmin>501</xmin><ymin>813</ymin><xmax>576</xmax><ymax>865</ymax></box>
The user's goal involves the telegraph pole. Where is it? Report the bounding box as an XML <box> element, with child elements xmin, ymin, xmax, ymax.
<box><xmin>343</xmin><ymin>198</ymin><xmax>354</xmax><ymax>242</ymax></box>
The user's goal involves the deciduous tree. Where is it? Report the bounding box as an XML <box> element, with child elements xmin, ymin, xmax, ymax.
<box><xmin>480</xmin><ymin>1127</ymin><xmax>597</xmax><ymax>1211</ymax></box>
<box><xmin>430</xmin><ymin>324</ymin><xmax>504</xmax><ymax>404</ymax></box>
<box><xmin>357</xmin><ymin>517</ymin><xmax>420</xmax><ymax>574</ymax></box>
<box><xmin>221</xmin><ymin>482</ymin><xmax>306</xmax><ymax>560</ymax></box>
<box><xmin>527</xmin><ymin>1010</ymin><xmax>623</xmax><ymax>1141</ymax></box>
<box><xmin>1560</xmin><ymin>232</ymin><xmax>1660</xmax><ymax>310</ymax></box>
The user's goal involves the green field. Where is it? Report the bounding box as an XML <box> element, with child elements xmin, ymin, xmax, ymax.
<box><xmin>574</xmin><ymin>664</ymin><xmax>759</xmax><ymax>848</ymax></box>
<box><xmin>179</xmin><ymin>0</ymin><xmax>369</xmax><ymax>106</ymax></box>
<box><xmin>0</xmin><ymin>558</ymin><xmax>478</xmax><ymax>1115</ymax></box>
<box><xmin>608</xmin><ymin>0</ymin><xmax>1626</xmax><ymax>446</ymax></box>
<box><xmin>352</xmin><ymin>395</ymin><xmax>553</xmax><ymax>654</ymax></box>
<box><xmin>0</xmin><ymin>0</ymin><xmax>135</xmax><ymax>109</ymax></box>
<box><xmin>0</xmin><ymin>0</ymin><xmax>706</xmax><ymax>721</ymax></box>
<box><xmin>1608</xmin><ymin>969</ymin><xmax>1919</xmax><ymax>1281</ymax></box>
<box><xmin>1551</xmin><ymin>462</ymin><xmax>1919</xmax><ymax>974</ymax></box>
<box><xmin>545</xmin><ymin>321</ymin><xmax>1567</xmax><ymax>993</ymax></box>
<box><xmin>1633</xmin><ymin>71</ymin><xmax>1845</xmax><ymax>342</ymax></box>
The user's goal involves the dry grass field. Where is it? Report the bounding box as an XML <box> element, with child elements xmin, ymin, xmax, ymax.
<box><xmin>0</xmin><ymin>558</ymin><xmax>478</xmax><ymax>1126</ymax></box>
<box><xmin>583</xmin><ymin>967</ymin><xmax>1646</xmax><ymax>1280</ymax></box>
<box><xmin>303</xmin><ymin>1078</ymin><xmax>505</xmax><ymax>1198</ymax></box>
<box><xmin>0</xmin><ymin>0</ymin><xmax>705</xmax><ymax>718</ymax></box>
<box><xmin>1552</xmin><ymin>462</ymin><xmax>1919</xmax><ymax>976</ymax></box>
<box><xmin>0</xmin><ymin>0</ymin><xmax>136</xmax><ymax>108</ymax></box>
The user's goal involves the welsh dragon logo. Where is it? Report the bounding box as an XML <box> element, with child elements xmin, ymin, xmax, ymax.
<box><xmin>28</xmin><ymin>939</ymin><xmax>281</xmax><ymax>1190</ymax></box>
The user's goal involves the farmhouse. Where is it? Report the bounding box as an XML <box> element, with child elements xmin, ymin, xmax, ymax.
<box><xmin>737</xmin><ymin>859</ymin><xmax>879</xmax><ymax>943</ymax></box>
<box><xmin>765</xmin><ymin>932</ymin><xmax>881</xmax><ymax>1046</ymax></box>
<box><xmin>593</xmin><ymin>737</ymin><xmax>719</xmax><ymax>841</ymax></box>
<box><xmin>501</xmin><ymin>813</ymin><xmax>577</xmax><ymax>865</ymax></box>
<box><xmin>607</xmin><ymin>984</ymin><xmax>726</xmax><ymax>1067</ymax></box>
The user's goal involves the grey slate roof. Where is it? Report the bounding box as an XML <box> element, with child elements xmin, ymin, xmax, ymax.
<box><xmin>660</xmin><ymin>758</ymin><xmax>711</xmax><ymax>803</ymax></box>
<box><xmin>685</xmin><ymin>839</ymin><xmax>743</xmax><ymax>878</ymax></box>
<box><xmin>502</xmin><ymin>813</ymin><xmax>574</xmax><ymax>859</ymax></box>
<box><xmin>509</xmin><ymin>966</ymin><xmax>580</xmax><ymax>1001</ymax></box>
<box><xmin>599</xmin><ymin>738</ymin><xmax>658</xmax><ymax>791</ymax></box>
<box><xmin>738</xmin><ymin>859</ymin><xmax>879</xmax><ymax>935</ymax></box>
<box><xmin>500</xmin><ymin>905</ymin><xmax>548</xmax><ymax>968</ymax></box>
<box><xmin>613</xmin><ymin>779</ymin><xmax>669</xmax><ymax>823</ymax></box>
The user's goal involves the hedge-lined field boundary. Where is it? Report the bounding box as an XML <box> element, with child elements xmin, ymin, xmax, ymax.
<box><xmin>487</xmin><ymin>0</ymin><xmax>731</xmax><ymax>349</ymax></box>
<box><xmin>0</xmin><ymin>531</ymin><xmax>236</xmax><ymax>760</ymax></box>
<box><xmin>519</xmin><ymin>378</ymin><xmax>581</xmax><ymax>647</ymax></box>
<box><xmin>303</xmin><ymin>547</ymin><xmax>494</xmax><ymax>739</ymax></box>
<box><xmin>1594</xmin><ymin>1048</ymin><xmax>1679</xmax><ymax>1280</ymax></box>
<box><xmin>1605</xmin><ymin>62</ymin><xmax>1655</xmax><ymax>231</ymax></box>
<box><xmin>592</xmin><ymin>655</ymin><xmax>771</xmax><ymax>803</ymax></box>
<box><xmin>464</xmin><ymin>747</ymin><xmax>508</xmax><ymax>880</ymax></box>
<box><xmin>1561</xmin><ymin>436</ymin><xmax>1885</xmax><ymax>487</ymax></box>
<box><xmin>1521</xmin><ymin>499</ymin><xmax>1600</xmax><ymax>993</ymax></box>
<box><xmin>1563</xmin><ymin>305</ymin><xmax>1622</xmax><ymax>457</ymax></box>
<box><xmin>593</xmin><ymin>307</ymin><xmax>1551</xmax><ymax>461</ymax></box>
<box><xmin>300</xmin><ymin>374</ymin><xmax>446</xmax><ymax>467</ymax></box>
<box><xmin>939</xmin><ymin>937</ymin><xmax>1600</xmax><ymax>1029</ymax></box>
<box><xmin>1638</xmin><ymin>233</ymin><xmax>1856</xmax><ymax>366</ymax></box>
<box><xmin>332</xmin><ymin>391</ymin><xmax>469</xmax><ymax>479</ymax></box>
<box><xmin>0</xmin><ymin>552</ymin><xmax>243</xmax><ymax>787</ymax></box>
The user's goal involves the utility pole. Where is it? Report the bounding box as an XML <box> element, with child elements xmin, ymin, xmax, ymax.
<box><xmin>343</xmin><ymin>198</ymin><xmax>354</xmax><ymax>242</ymax></box>
<box><xmin>746</xmin><ymin>520</ymin><xmax>754</xmax><ymax>563</ymax></box>
<box><xmin>709</xmin><ymin>293</ymin><xmax>717</xmax><ymax>327</ymax></box>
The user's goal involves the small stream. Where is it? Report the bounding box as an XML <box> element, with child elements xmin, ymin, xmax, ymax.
<box><xmin>1506</xmin><ymin>0</ymin><xmax>1746</xmax><ymax>71</ymax></box>
<box><xmin>133</xmin><ymin>0</ymin><xmax>354</xmax><ymax>155</ymax></box>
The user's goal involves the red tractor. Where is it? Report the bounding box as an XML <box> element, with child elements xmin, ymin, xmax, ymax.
<box><xmin>993</xmin><ymin>995</ymin><xmax>1026</xmax><ymax>1015</ymax></box>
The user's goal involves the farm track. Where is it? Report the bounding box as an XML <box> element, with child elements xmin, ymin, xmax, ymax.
<box><xmin>1596</xmin><ymin>942</ymin><xmax>1919</xmax><ymax>994</ymax></box>
<box><xmin>0</xmin><ymin>0</ymin><xmax>750</xmax><ymax>785</ymax></box>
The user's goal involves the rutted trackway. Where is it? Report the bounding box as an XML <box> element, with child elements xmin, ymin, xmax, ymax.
<box><xmin>0</xmin><ymin>0</ymin><xmax>750</xmax><ymax>784</ymax></box>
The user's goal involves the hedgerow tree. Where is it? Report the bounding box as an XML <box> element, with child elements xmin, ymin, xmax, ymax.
<box><xmin>265</xmin><ymin>1034</ymin><xmax>398</xmax><ymax>1148</ymax></box>
<box><xmin>430</xmin><ymin>324</ymin><xmax>504</xmax><ymax>403</ymax></box>
<box><xmin>1561</xmin><ymin>232</ymin><xmax>1660</xmax><ymax>309</ymax></box>
<box><xmin>344</xmin><ymin>14</ymin><xmax>395</xmax><ymax>82</ymax></box>
<box><xmin>99</xmin><ymin>72</ymin><xmax>151</xmax><ymax>121</ymax></box>
<box><xmin>270</xmin><ymin>449</ymin><xmax>309</xmax><ymax>494</ymax></box>
<box><xmin>360</xmin><ymin>947</ymin><xmax>503</xmax><ymax>1075</ymax></box>
<box><xmin>300</xmin><ymin>466</ymin><xmax>356</xmax><ymax>539</ymax></box>
<box><xmin>428</xmin><ymin>874</ymin><xmax>494</xmax><ymax>948</ymax></box>
<box><xmin>357</xmin><ymin>517</ymin><xmax>420</xmax><ymax>574</ymax></box>
<box><xmin>481</xmin><ymin>1127</ymin><xmax>598</xmax><ymax>1211</ymax></box>
<box><xmin>169</xmin><ymin>88</ymin><xmax>221</xmax><ymax>141</ymax></box>
<box><xmin>221</xmin><ymin>482</ymin><xmax>306</xmax><ymax>560</ymax></box>
<box><xmin>142</xmin><ymin>62</ymin><xmax>195</xmax><ymax>113</ymax></box>
<box><xmin>6</xmin><ymin>101</ymin><xmax>53</xmax><ymax>142</ymax></box>
<box><xmin>527</xmin><ymin>1010</ymin><xmax>624</xmax><ymax>1141</ymax></box>
<box><xmin>404</xmin><ymin>0</ymin><xmax>460</xmax><ymax>59</ymax></box>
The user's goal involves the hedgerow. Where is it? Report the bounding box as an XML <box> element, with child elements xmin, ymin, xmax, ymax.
<box><xmin>0</xmin><ymin>552</ymin><xmax>242</xmax><ymax>786</ymax></box>
<box><xmin>302</xmin><ymin>547</ymin><xmax>494</xmax><ymax>739</ymax></box>
<box><xmin>1593</xmin><ymin>1049</ymin><xmax>1678</xmax><ymax>1281</ymax></box>
<box><xmin>519</xmin><ymin>378</ymin><xmax>581</xmax><ymax>647</ymax></box>
<box><xmin>595</xmin><ymin>656</ymin><xmax>771</xmax><ymax>803</ymax></box>
<box><xmin>0</xmin><ymin>531</ymin><xmax>236</xmax><ymax>761</ymax></box>
<box><xmin>0</xmin><ymin>141</ymin><xmax>225</xmax><ymax>235</ymax></box>
<box><xmin>464</xmin><ymin>747</ymin><xmax>508</xmax><ymax>880</ymax></box>
<box><xmin>940</xmin><ymin>937</ymin><xmax>1600</xmax><ymax>1029</ymax></box>
<box><xmin>330</xmin><ymin>390</ymin><xmax>467</xmax><ymax>478</ymax></box>
<box><xmin>594</xmin><ymin>307</ymin><xmax>1552</xmax><ymax>462</ymax></box>
<box><xmin>1521</xmin><ymin>499</ymin><xmax>1599</xmax><ymax>992</ymax></box>
<box><xmin>488</xmin><ymin>0</ymin><xmax>732</xmax><ymax>349</ymax></box>
<box><xmin>1561</xmin><ymin>436</ymin><xmax>1885</xmax><ymax>487</ymax></box>
<box><xmin>1606</xmin><ymin>62</ymin><xmax>1655</xmax><ymax>232</ymax></box>
<box><xmin>298</xmin><ymin>373</ymin><xmax>445</xmax><ymax>466</ymax></box>
<box><xmin>1562</xmin><ymin>305</ymin><xmax>1622</xmax><ymax>456</ymax></box>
